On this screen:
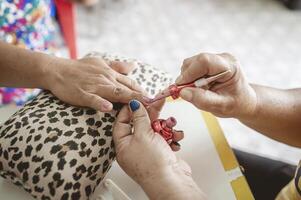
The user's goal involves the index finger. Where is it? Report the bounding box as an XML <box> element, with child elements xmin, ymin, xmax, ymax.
<box><xmin>147</xmin><ymin>98</ymin><xmax>165</xmax><ymax>121</ymax></box>
<box><xmin>95</xmin><ymin>83</ymin><xmax>143</xmax><ymax>104</ymax></box>
<box><xmin>117</xmin><ymin>74</ymin><xmax>145</xmax><ymax>93</ymax></box>
<box><xmin>176</xmin><ymin>53</ymin><xmax>234</xmax><ymax>85</ymax></box>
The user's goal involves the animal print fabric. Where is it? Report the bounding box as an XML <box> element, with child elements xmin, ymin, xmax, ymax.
<box><xmin>0</xmin><ymin>52</ymin><xmax>172</xmax><ymax>200</ymax></box>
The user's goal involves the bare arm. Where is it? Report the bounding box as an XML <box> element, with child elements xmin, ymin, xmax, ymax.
<box><xmin>176</xmin><ymin>52</ymin><xmax>301</xmax><ymax>148</ymax></box>
<box><xmin>113</xmin><ymin>100</ymin><xmax>205</xmax><ymax>200</ymax></box>
<box><xmin>0</xmin><ymin>41</ymin><xmax>146</xmax><ymax>111</ymax></box>
<box><xmin>0</xmin><ymin>41</ymin><xmax>50</xmax><ymax>88</ymax></box>
<box><xmin>239</xmin><ymin>85</ymin><xmax>301</xmax><ymax>147</ymax></box>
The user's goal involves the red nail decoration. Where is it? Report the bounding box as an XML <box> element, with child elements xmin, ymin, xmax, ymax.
<box><xmin>151</xmin><ymin>117</ymin><xmax>177</xmax><ymax>142</ymax></box>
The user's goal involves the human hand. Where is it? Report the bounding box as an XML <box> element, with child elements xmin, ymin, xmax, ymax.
<box><xmin>45</xmin><ymin>56</ymin><xmax>145</xmax><ymax>112</ymax></box>
<box><xmin>113</xmin><ymin>100</ymin><xmax>204</xmax><ymax>199</ymax></box>
<box><xmin>176</xmin><ymin>53</ymin><xmax>257</xmax><ymax>119</ymax></box>
<box><xmin>113</xmin><ymin>99</ymin><xmax>186</xmax><ymax>180</ymax></box>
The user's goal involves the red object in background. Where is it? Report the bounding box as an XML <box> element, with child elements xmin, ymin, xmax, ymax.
<box><xmin>151</xmin><ymin>117</ymin><xmax>177</xmax><ymax>142</ymax></box>
<box><xmin>54</xmin><ymin>0</ymin><xmax>77</xmax><ymax>59</ymax></box>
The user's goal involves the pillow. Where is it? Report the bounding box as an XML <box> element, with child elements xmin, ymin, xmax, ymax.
<box><xmin>0</xmin><ymin>52</ymin><xmax>172</xmax><ymax>200</ymax></box>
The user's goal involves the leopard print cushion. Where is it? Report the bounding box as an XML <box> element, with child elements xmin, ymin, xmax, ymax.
<box><xmin>0</xmin><ymin>53</ymin><xmax>172</xmax><ymax>200</ymax></box>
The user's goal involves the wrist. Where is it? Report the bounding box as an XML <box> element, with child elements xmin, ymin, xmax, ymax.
<box><xmin>40</xmin><ymin>55</ymin><xmax>66</xmax><ymax>91</ymax></box>
<box><xmin>236</xmin><ymin>83</ymin><xmax>259</xmax><ymax>122</ymax></box>
<box><xmin>139</xmin><ymin>165</ymin><xmax>205</xmax><ymax>200</ymax></box>
<box><xmin>35</xmin><ymin>53</ymin><xmax>59</xmax><ymax>90</ymax></box>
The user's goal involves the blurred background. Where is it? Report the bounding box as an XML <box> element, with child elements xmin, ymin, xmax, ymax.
<box><xmin>77</xmin><ymin>0</ymin><xmax>301</xmax><ymax>164</ymax></box>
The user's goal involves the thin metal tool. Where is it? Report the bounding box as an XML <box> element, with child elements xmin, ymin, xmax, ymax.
<box><xmin>146</xmin><ymin>70</ymin><xmax>231</xmax><ymax>104</ymax></box>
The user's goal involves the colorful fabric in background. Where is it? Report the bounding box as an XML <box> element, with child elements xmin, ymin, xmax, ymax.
<box><xmin>0</xmin><ymin>0</ymin><xmax>65</xmax><ymax>106</ymax></box>
<box><xmin>0</xmin><ymin>88</ymin><xmax>41</xmax><ymax>106</ymax></box>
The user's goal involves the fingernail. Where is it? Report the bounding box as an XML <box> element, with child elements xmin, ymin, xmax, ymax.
<box><xmin>175</xmin><ymin>129</ymin><xmax>184</xmax><ymax>133</ymax></box>
<box><xmin>173</xmin><ymin>141</ymin><xmax>181</xmax><ymax>147</ymax></box>
<box><xmin>102</xmin><ymin>101</ymin><xmax>112</xmax><ymax>111</ymax></box>
<box><xmin>175</xmin><ymin>75</ymin><xmax>183</xmax><ymax>84</ymax></box>
<box><xmin>180</xmin><ymin>89</ymin><xmax>193</xmax><ymax>101</ymax></box>
<box><xmin>129</xmin><ymin>99</ymin><xmax>140</xmax><ymax>112</ymax></box>
<box><xmin>166</xmin><ymin>117</ymin><xmax>177</xmax><ymax>128</ymax></box>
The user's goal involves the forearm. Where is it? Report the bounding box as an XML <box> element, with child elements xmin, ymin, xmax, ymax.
<box><xmin>0</xmin><ymin>41</ymin><xmax>53</xmax><ymax>89</ymax></box>
<box><xmin>140</xmin><ymin>167</ymin><xmax>206</xmax><ymax>200</ymax></box>
<box><xmin>239</xmin><ymin>84</ymin><xmax>301</xmax><ymax>147</ymax></box>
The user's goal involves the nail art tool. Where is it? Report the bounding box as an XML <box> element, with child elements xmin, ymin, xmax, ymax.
<box><xmin>149</xmin><ymin>70</ymin><xmax>231</xmax><ymax>142</ymax></box>
<box><xmin>148</xmin><ymin>70</ymin><xmax>231</xmax><ymax>104</ymax></box>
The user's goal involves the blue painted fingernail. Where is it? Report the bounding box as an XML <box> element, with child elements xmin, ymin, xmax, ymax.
<box><xmin>129</xmin><ymin>100</ymin><xmax>140</xmax><ymax>112</ymax></box>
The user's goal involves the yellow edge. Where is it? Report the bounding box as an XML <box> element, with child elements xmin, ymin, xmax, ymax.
<box><xmin>201</xmin><ymin>111</ymin><xmax>254</xmax><ymax>200</ymax></box>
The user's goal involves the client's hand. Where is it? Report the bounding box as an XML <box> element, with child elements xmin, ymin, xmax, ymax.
<box><xmin>113</xmin><ymin>100</ymin><xmax>205</xmax><ymax>200</ymax></box>
<box><xmin>46</xmin><ymin>56</ymin><xmax>144</xmax><ymax>112</ymax></box>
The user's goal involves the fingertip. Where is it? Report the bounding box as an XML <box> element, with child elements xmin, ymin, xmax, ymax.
<box><xmin>171</xmin><ymin>142</ymin><xmax>181</xmax><ymax>151</ymax></box>
<box><xmin>173</xmin><ymin>130</ymin><xmax>184</xmax><ymax>142</ymax></box>
<box><xmin>129</xmin><ymin>99</ymin><xmax>140</xmax><ymax>112</ymax></box>
<box><xmin>100</xmin><ymin>100</ymin><xmax>113</xmax><ymax>112</ymax></box>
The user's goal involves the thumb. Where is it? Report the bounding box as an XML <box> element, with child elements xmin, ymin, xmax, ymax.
<box><xmin>148</xmin><ymin>98</ymin><xmax>165</xmax><ymax>121</ymax></box>
<box><xmin>129</xmin><ymin>100</ymin><xmax>151</xmax><ymax>135</ymax></box>
<box><xmin>180</xmin><ymin>88</ymin><xmax>227</xmax><ymax>113</ymax></box>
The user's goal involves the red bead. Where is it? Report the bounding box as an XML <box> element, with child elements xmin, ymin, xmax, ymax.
<box><xmin>151</xmin><ymin>117</ymin><xmax>177</xmax><ymax>141</ymax></box>
<box><xmin>168</xmin><ymin>84</ymin><xmax>180</xmax><ymax>99</ymax></box>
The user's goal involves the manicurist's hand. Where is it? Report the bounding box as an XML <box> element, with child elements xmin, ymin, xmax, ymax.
<box><xmin>113</xmin><ymin>100</ymin><xmax>205</xmax><ymax>200</ymax></box>
<box><xmin>46</xmin><ymin>56</ymin><xmax>145</xmax><ymax>112</ymax></box>
<box><xmin>176</xmin><ymin>53</ymin><xmax>257</xmax><ymax>119</ymax></box>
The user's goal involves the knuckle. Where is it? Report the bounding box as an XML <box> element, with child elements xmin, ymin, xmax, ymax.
<box><xmin>181</xmin><ymin>59</ymin><xmax>190</xmax><ymax>72</ymax></box>
<box><xmin>219</xmin><ymin>52</ymin><xmax>235</xmax><ymax>60</ymax></box>
<box><xmin>113</xmin><ymin>87</ymin><xmax>124</xmax><ymax>97</ymax></box>
<box><xmin>197</xmin><ymin>53</ymin><xmax>211</xmax><ymax>65</ymax></box>
<box><xmin>133</xmin><ymin>114</ymin><xmax>146</xmax><ymax>124</ymax></box>
<box><xmin>106</xmin><ymin>73</ymin><xmax>117</xmax><ymax>81</ymax></box>
<box><xmin>130</xmin><ymin>79</ymin><xmax>136</xmax><ymax>87</ymax></box>
<box><xmin>130</xmin><ymin>79</ymin><xmax>140</xmax><ymax>90</ymax></box>
<box><xmin>97</xmin><ymin>74</ymin><xmax>107</xmax><ymax>80</ymax></box>
<box><xmin>182</xmin><ymin>58</ymin><xmax>190</xmax><ymax>66</ymax></box>
<box><xmin>218</xmin><ymin>52</ymin><xmax>239</xmax><ymax>72</ymax></box>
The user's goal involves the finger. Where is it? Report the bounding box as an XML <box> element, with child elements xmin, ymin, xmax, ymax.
<box><xmin>176</xmin><ymin>53</ymin><xmax>233</xmax><ymax>85</ymax></box>
<box><xmin>80</xmin><ymin>56</ymin><xmax>109</xmax><ymax>67</ymax></box>
<box><xmin>117</xmin><ymin>74</ymin><xmax>145</xmax><ymax>93</ymax></box>
<box><xmin>113</xmin><ymin>106</ymin><xmax>132</xmax><ymax>146</ymax></box>
<box><xmin>179</xmin><ymin>87</ymin><xmax>229</xmax><ymax>113</ymax></box>
<box><xmin>83</xmin><ymin>92</ymin><xmax>113</xmax><ymax>112</ymax></box>
<box><xmin>147</xmin><ymin>98</ymin><xmax>165</xmax><ymax>121</ymax></box>
<box><xmin>176</xmin><ymin>54</ymin><xmax>208</xmax><ymax>84</ymax></box>
<box><xmin>109</xmin><ymin>61</ymin><xmax>136</xmax><ymax>75</ymax></box>
<box><xmin>170</xmin><ymin>142</ymin><xmax>181</xmax><ymax>151</ymax></box>
<box><xmin>94</xmin><ymin>84</ymin><xmax>142</xmax><ymax>103</ymax></box>
<box><xmin>172</xmin><ymin>130</ymin><xmax>184</xmax><ymax>142</ymax></box>
<box><xmin>128</xmin><ymin>100</ymin><xmax>151</xmax><ymax>136</ymax></box>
